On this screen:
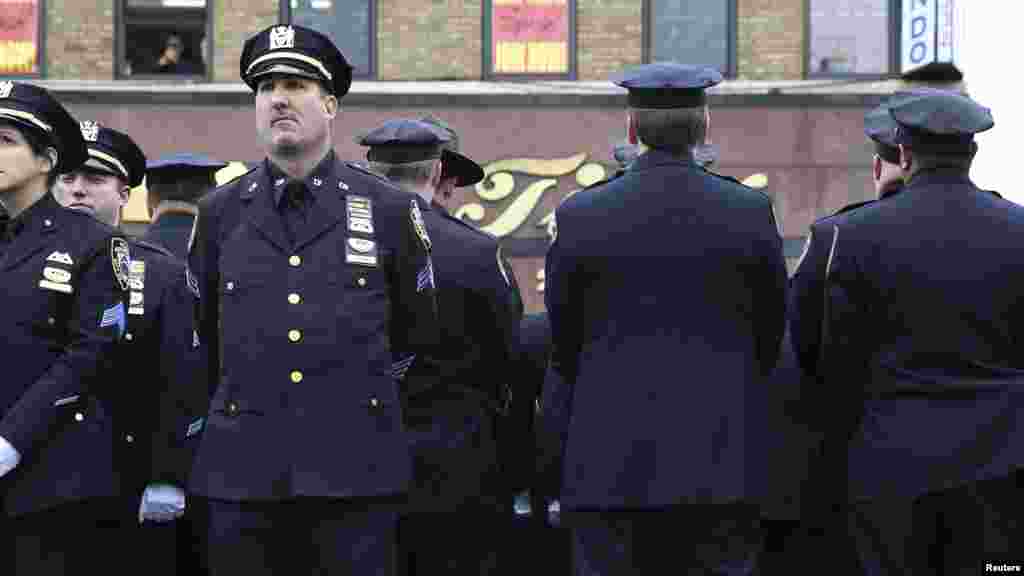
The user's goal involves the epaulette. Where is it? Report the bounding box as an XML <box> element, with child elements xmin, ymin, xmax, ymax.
<box><xmin>815</xmin><ymin>199</ymin><xmax>875</xmax><ymax>223</ymax></box>
<box><xmin>346</xmin><ymin>161</ymin><xmax>391</xmax><ymax>184</ymax></box>
<box><xmin>130</xmin><ymin>238</ymin><xmax>175</xmax><ymax>259</ymax></box>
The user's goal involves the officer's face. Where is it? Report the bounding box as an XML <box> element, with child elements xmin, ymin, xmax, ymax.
<box><xmin>53</xmin><ymin>170</ymin><xmax>128</xmax><ymax>227</ymax></box>
<box><xmin>255</xmin><ymin>75</ymin><xmax>338</xmax><ymax>156</ymax></box>
<box><xmin>0</xmin><ymin>122</ymin><xmax>52</xmax><ymax>197</ymax></box>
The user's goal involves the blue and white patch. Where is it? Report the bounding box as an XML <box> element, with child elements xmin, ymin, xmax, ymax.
<box><xmin>186</xmin><ymin>418</ymin><xmax>205</xmax><ymax>438</ymax></box>
<box><xmin>416</xmin><ymin>258</ymin><xmax>435</xmax><ymax>293</ymax></box>
<box><xmin>392</xmin><ymin>355</ymin><xmax>416</xmax><ymax>381</ymax></box>
<box><xmin>99</xmin><ymin>301</ymin><xmax>126</xmax><ymax>338</ymax></box>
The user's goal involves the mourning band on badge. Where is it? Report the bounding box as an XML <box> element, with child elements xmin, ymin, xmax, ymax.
<box><xmin>345</xmin><ymin>237</ymin><xmax>379</xmax><ymax>267</ymax></box>
<box><xmin>346</xmin><ymin>195</ymin><xmax>374</xmax><ymax>236</ymax></box>
<box><xmin>111</xmin><ymin>238</ymin><xmax>131</xmax><ymax>291</ymax></box>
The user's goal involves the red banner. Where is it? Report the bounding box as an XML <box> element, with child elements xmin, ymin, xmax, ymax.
<box><xmin>492</xmin><ymin>4</ymin><xmax>568</xmax><ymax>43</ymax></box>
<box><xmin>0</xmin><ymin>0</ymin><xmax>40</xmax><ymax>75</ymax></box>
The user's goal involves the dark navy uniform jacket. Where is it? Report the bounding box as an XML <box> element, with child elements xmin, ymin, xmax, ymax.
<box><xmin>0</xmin><ymin>194</ymin><xmax>129</xmax><ymax>516</ymax></box>
<box><xmin>187</xmin><ymin>152</ymin><xmax>441</xmax><ymax>501</ymax></box>
<box><xmin>117</xmin><ymin>240</ymin><xmax>201</xmax><ymax>497</ymax></box>
<box><xmin>142</xmin><ymin>210</ymin><xmax>196</xmax><ymax>262</ymax></box>
<box><xmin>402</xmin><ymin>202</ymin><xmax>522</xmax><ymax>512</ymax></box>
<box><xmin>545</xmin><ymin>149</ymin><xmax>787</xmax><ymax>510</ymax></box>
<box><xmin>791</xmin><ymin>169</ymin><xmax>1024</xmax><ymax>503</ymax></box>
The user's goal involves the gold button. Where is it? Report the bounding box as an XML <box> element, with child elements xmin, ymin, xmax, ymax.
<box><xmin>357</xmin><ymin>277</ymin><xmax>366</xmax><ymax>287</ymax></box>
<box><xmin>289</xmin><ymin>255</ymin><xmax>301</xmax><ymax>267</ymax></box>
<box><xmin>125</xmin><ymin>333</ymin><xmax>133</xmax><ymax>341</ymax></box>
<box><xmin>74</xmin><ymin>412</ymin><xmax>84</xmax><ymax>422</ymax></box>
<box><xmin>288</xmin><ymin>329</ymin><xmax>302</xmax><ymax>342</ymax></box>
<box><xmin>290</xmin><ymin>370</ymin><xmax>303</xmax><ymax>383</ymax></box>
<box><xmin>288</xmin><ymin>293</ymin><xmax>301</xmax><ymax>304</ymax></box>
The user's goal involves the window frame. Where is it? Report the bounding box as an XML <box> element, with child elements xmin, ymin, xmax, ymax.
<box><xmin>641</xmin><ymin>0</ymin><xmax>737</xmax><ymax>79</ymax></box>
<box><xmin>0</xmin><ymin>0</ymin><xmax>47</xmax><ymax>79</ymax></box>
<box><xmin>482</xmin><ymin>0</ymin><xmax>577</xmax><ymax>81</ymax></box>
<box><xmin>114</xmin><ymin>0</ymin><xmax>214</xmax><ymax>81</ymax></box>
<box><xmin>804</xmin><ymin>0</ymin><xmax>901</xmax><ymax>79</ymax></box>
<box><xmin>279</xmin><ymin>0</ymin><xmax>377</xmax><ymax>80</ymax></box>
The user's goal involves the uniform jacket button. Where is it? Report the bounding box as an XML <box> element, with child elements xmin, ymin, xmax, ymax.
<box><xmin>288</xmin><ymin>329</ymin><xmax>302</xmax><ymax>342</ymax></box>
<box><xmin>227</xmin><ymin>402</ymin><xmax>238</xmax><ymax>416</ymax></box>
<box><xmin>289</xmin><ymin>255</ymin><xmax>301</xmax><ymax>267</ymax></box>
<box><xmin>369</xmin><ymin>397</ymin><xmax>380</xmax><ymax>408</ymax></box>
<box><xmin>74</xmin><ymin>412</ymin><xmax>84</xmax><ymax>422</ymax></box>
<box><xmin>290</xmin><ymin>371</ymin><xmax>303</xmax><ymax>384</ymax></box>
<box><xmin>288</xmin><ymin>293</ymin><xmax>301</xmax><ymax>304</ymax></box>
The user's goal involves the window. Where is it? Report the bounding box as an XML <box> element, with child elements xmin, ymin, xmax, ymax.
<box><xmin>281</xmin><ymin>0</ymin><xmax>375</xmax><ymax>79</ymax></box>
<box><xmin>0</xmin><ymin>0</ymin><xmax>45</xmax><ymax>77</ymax></box>
<box><xmin>644</xmin><ymin>0</ymin><xmax>735</xmax><ymax>77</ymax></box>
<box><xmin>484</xmin><ymin>0</ymin><xmax>575</xmax><ymax>78</ymax></box>
<box><xmin>808</xmin><ymin>0</ymin><xmax>895</xmax><ymax>76</ymax></box>
<box><xmin>117</xmin><ymin>0</ymin><xmax>210</xmax><ymax>79</ymax></box>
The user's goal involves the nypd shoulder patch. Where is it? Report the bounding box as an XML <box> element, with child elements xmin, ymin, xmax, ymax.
<box><xmin>410</xmin><ymin>199</ymin><xmax>431</xmax><ymax>253</ymax></box>
<box><xmin>110</xmin><ymin>238</ymin><xmax>131</xmax><ymax>292</ymax></box>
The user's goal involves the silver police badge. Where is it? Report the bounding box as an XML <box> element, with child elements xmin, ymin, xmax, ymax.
<box><xmin>0</xmin><ymin>81</ymin><xmax>12</xmax><ymax>99</ymax></box>
<box><xmin>79</xmin><ymin>121</ymin><xmax>99</xmax><ymax>143</ymax></box>
<box><xmin>111</xmin><ymin>238</ymin><xmax>131</xmax><ymax>292</ymax></box>
<box><xmin>269</xmin><ymin>26</ymin><xmax>295</xmax><ymax>50</ymax></box>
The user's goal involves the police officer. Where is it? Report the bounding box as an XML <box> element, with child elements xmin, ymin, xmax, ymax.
<box><xmin>358</xmin><ymin>118</ymin><xmax>521</xmax><ymax>575</ymax></box>
<box><xmin>51</xmin><ymin>122</ymin><xmax>201</xmax><ymax>575</ymax></box>
<box><xmin>545</xmin><ymin>63</ymin><xmax>787</xmax><ymax>575</ymax></box>
<box><xmin>144</xmin><ymin>153</ymin><xmax>227</xmax><ymax>259</ymax></box>
<box><xmin>791</xmin><ymin>89</ymin><xmax>1024</xmax><ymax>573</ymax></box>
<box><xmin>0</xmin><ymin>82</ymin><xmax>134</xmax><ymax>574</ymax></box>
<box><xmin>187</xmin><ymin>26</ymin><xmax>442</xmax><ymax>575</ymax></box>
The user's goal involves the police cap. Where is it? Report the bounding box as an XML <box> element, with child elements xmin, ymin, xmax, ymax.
<box><xmin>240</xmin><ymin>25</ymin><xmax>353</xmax><ymax>97</ymax></box>
<box><xmin>357</xmin><ymin>119</ymin><xmax>451</xmax><ymax>164</ymax></box>
<box><xmin>146</xmin><ymin>152</ymin><xmax>227</xmax><ymax>174</ymax></box>
<box><xmin>888</xmin><ymin>89</ymin><xmax>993</xmax><ymax>155</ymax></box>
<box><xmin>419</xmin><ymin>115</ymin><xmax>485</xmax><ymax>187</ymax></box>
<box><xmin>611</xmin><ymin>62</ymin><xmax>723</xmax><ymax>109</ymax></box>
<box><xmin>0</xmin><ymin>80</ymin><xmax>87</xmax><ymax>173</ymax></box>
<box><xmin>864</xmin><ymin>101</ymin><xmax>901</xmax><ymax>164</ymax></box>
<box><xmin>75</xmin><ymin>121</ymin><xmax>147</xmax><ymax>188</ymax></box>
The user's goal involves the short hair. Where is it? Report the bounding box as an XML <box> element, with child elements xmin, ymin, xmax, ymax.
<box><xmin>909</xmin><ymin>141</ymin><xmax>977</xmax><ymax>173</ymax></box>
<box><xmin>631</xmin><ymin>106</ymin><xmax>707</xmax><ymax>157</ymax></box>
<box><xmin>368</xmin><ymin>159</ymin><xmax>439</xmax><ymax>188</ymax></box>
<box><xmin>146</xmin><ymin>168</ymin><xmax>218</xmax><ymax>204</ymax></box>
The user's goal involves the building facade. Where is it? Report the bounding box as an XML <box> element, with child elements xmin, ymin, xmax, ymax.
<box><xmin>3</xmin><ymin>0</ymin><xmax>905</xmax><ymax>82</ymax></box>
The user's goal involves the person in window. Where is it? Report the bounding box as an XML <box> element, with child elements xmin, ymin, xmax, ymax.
<box><xmin>152</xmin><ymin>35</ymin><xmax>198</xmax><ymax>75</ymax></box>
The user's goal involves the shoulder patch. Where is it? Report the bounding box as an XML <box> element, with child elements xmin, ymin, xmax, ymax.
<box><xmin>110</xmin><ymin>237</ymin><xmax>131</xmax><ymax>291</ymax></box>
<box><xmin>410</xmin><ymin>199</ymin><xmax>432</xmax><ymax>253</ymax></box>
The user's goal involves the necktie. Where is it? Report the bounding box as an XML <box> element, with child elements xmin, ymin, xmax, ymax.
<box><xmin>282</xmin><ymin>180</ymin><xmax>308</xmax><ymax>244</ymax></box>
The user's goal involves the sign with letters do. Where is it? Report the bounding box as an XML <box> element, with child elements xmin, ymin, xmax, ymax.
<box><xmin>902</xmin><ymin>0</ymin><xmax>957</xmax><ymax>74</ymax></box>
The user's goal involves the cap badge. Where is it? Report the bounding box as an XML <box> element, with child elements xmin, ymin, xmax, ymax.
<box><xmin>0</xmin><ymin>81</ymin><xmax>12</xmax><ymax>99</ymax></box>
<box><xmin>269</xmin><ymin>26</ymin><xmax>295</xmax><ymax>50</ymax></box>
<box><xmin>79</xmin><ymin>121</ymin><xmax>99</xmax><ymax>143</ymax></box>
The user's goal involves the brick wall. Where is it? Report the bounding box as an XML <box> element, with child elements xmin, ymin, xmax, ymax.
<box><xmin>45</xmin><ymin>0</ymin><xmax>115</xmax><ymax>80</ymax></box>
<box><xmin>576</xmin><ymin>0</ymin><xmax>642</xmax><ymax>81</ymax></box>
<box><xmin>377</xmin><ymin>0</ymin><xmax>482</xmax><ymax>80</ymax></box>
<box><xmin>213</xmin><ymin>0</ymin><xmax>279</xmax><ymax>83</ymax></box>
<box><xmin>737</xmin><ymin>0</ymin><xmax>805</xmax><ymax>79</ymax></box>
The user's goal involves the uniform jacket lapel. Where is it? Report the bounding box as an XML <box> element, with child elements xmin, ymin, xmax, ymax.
<box><xmin>238</xmin><ymin>166</ymin><xmax>290</xmax><ymax>253</ymax></box>
<box><xmin>293</xmin><ymin>158</ymin><xmax>345</xmax><ymax>253</ymax></box>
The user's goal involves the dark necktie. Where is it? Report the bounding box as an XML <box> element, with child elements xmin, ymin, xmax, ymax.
<box><xmin>282</xmin><ymin>180</ymin><xmax>308</xmax><ymax>244</ymax></box>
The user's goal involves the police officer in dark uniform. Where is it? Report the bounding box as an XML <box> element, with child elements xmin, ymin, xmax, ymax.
<box><xmin>791</xmin><ymin>89</ymin><xmax>1024</xmax><ymax>574</ymax></box>
<box><xmin>545</xmin><ymin>63</ymin><xmax>787</xmax><ymax>575</ymax></box>
<box><xmin>358</xmin><ymin>118</ymin><xmax>522</xmax><ymax>575</ymax></box>
<box><xmin>52</xmin><ymin>121</ymin><xmax>201</xmax><ymax>575</ymax></box>
<box><xmin>187</xmin><ymin>26</ymin><xmax>442</xmax><ymax>575</ymax></box>
<box><xmin>143</xmin><ymin>153</ymin><xmax>227</xmax><ymax>259</ymax></box>
<box><xmin>0</xmin><ymin>82</ymin><xmax>134</xmax><ymax>574</ymax></box>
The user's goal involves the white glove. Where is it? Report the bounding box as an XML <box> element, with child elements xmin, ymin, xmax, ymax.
<box><xmin>0</xmin><ymin>436</ymin><xmax>21</xmax><ymax>479</ymax></box>
<box><xmin>138</xmin><ymin>483</ymin><xmax>186</xmax><ymax>524</ymax></box>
